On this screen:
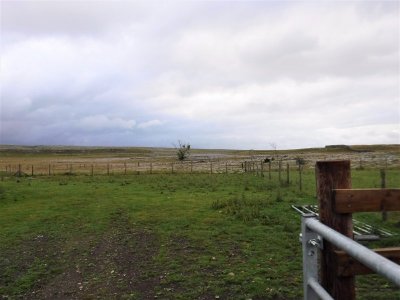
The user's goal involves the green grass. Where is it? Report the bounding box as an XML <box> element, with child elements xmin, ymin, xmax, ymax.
<box><xmin>0</xmin><ymin>170</ymin><xmax>399</xmax><ymax>299</ymax></box>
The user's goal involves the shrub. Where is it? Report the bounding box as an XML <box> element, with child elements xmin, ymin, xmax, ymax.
<box><xmin>175</xmin><ymin>141</ymin><xmax>191</xmax><ymax>161</ymax></box>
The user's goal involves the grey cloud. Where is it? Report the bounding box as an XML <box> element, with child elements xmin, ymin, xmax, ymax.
<box><xmin>1</xmin><ymin>1</ymin><xmax>149</xmax><ymax>36</ymax></box>
<box><xmin>1</xmin><ymin>1</ymin><xmax>398</xmax><ymax>149</ymax></box>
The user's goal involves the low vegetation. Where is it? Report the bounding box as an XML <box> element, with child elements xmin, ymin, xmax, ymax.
<box><xmin>0</xmin><ymin>168</ymin><xmax>399</xmax><ymax>299</ymax></box>
<box><xmin>175</xmin><ymin>141</ymin><xmax>191</xmax><ymax>161</ymax></box>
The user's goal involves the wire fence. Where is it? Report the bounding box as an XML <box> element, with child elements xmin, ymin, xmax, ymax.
<box><xmin>1</xmin><ymin>156</ymin><xmax>396</xmax><ymax>177</ymax></box>
<box><xmin>2</xmin><ymin>160</ymin><xmax>249</xmax><ymax>176</ymax></box>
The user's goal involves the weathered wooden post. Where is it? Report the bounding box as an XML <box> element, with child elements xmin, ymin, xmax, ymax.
<box><xmin>286</xmin><ymin>163</ymin><xmax>290</xmax><ymax>184</ymax></box>
<box><xmin>381</xmin><ymin>169</ymin><xmax>387</xmax><ymax>221</ymax></box>
<box><xmin>299</xmin><ymin>164</ymin><xmax>303</xmax><ymax>191</ymax></box>
<box><xmin>18</xmin><ymin>164</ymin><xmax>21</xmax><ymax>177</ymax></box>
<box><xmin>268</xmin><ymin>161</ymin><xmax>271</xmax><ymax>180</ymax></box>
<box><xmin>49</xmin><ymin>164</ymin><xmax>51</xmax><ymax>176</ymax></box>
<box><xmin>278</xmin><ymin>160</ymin><xmax>282</xmax><ymax>183</ymax></box>
<box><xmin>31</xmin><ymin>165</ymin><xmax>34</xmax><ymax>176</ymax></box>
<box><xmin>316</xmin><ymin>160</ymin><xmax>355</xmax><ymax>299</ymax></box>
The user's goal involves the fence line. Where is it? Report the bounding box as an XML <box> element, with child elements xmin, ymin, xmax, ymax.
<box><xmin>1</xmin><ymin>158</ymin><xmax>396</xmax><ymax>179</ymax></box>
<box><xmin>2</xmin><ymin>160</ymin><xmax>300</xmax><ymax>176</ymax></box>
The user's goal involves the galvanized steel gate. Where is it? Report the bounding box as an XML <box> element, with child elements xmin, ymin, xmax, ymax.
<box><xmin>299</xmin><ymin>161</ymin><xmax>400</xmax><ymax>300</ymax></box>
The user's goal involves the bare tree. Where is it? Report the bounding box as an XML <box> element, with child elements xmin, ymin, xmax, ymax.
<box><xmin>270</xmin><ymin>142</ymin><xmax>278</xmax><ymax>160</ymax></box>
<box><xmin>175</xmin><ymin>140</ymin><xmax>191</xmax><ymax>161</ymax></box>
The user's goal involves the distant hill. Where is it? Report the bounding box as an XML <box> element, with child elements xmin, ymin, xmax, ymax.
<box><xmin>0</xmin><ymin>144</ymin><xmax>398</xmax><ymax>156</ymax></box>
<box><xmin>325</xmin><ymin>144</ymin><xmax>400</xmax><ymax>152</ymax></box>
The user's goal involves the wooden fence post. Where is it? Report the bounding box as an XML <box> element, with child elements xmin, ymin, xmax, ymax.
<box><xmin>299</xmin><ymin>164</ymin><xmax>303</xmax><ymax>191</ymax></box>
<box><xmin>268</xmin><ymin>161</ymin><xmax>271</xmax><ymax>179</ymax></box>
<box><xmin>316</xmin><ymin>160</ymin><xmax>355</xmax><ymax>299</ymax></box>
<box><xmin>171</xmin><ymin>163</ymin><xmax>174</xmax><ymax>174</ymax></box>
<box><xmin>32</xmin><ymin>165</ymin><xmax>34</xmax><ymax>176</ymax></box>
<box><xmin>286</xmin><ymin>163</ymin><xmax>290</xmax><ymax>184</ymax></box>
<box><xmin>381</xmin><ymin>169</ymin><xmax>387</xmax><ymax>221</ymax></box>
<box><xmin>278</xmin><ymin>160</ymin><xmax>282</xmax><ymax>183</ymax></box>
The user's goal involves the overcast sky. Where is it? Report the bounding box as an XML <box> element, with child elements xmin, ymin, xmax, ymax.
<box><xmin>1</xmin><ymin>1</ymin><xmax>399</xmax><ymax>149</ymax></box>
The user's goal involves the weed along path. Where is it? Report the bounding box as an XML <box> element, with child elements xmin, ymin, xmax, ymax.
<box><xmin>0</xmin><ymin>172</ymin><xmax>399</xmax><ymax>299</ymax></box>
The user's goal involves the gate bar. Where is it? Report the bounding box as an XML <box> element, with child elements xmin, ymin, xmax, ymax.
<box><xmin>306</xmin><ymin>217</ymin><xmax>400</xmax><ymax>287</ymax></box>
<box><xmin>307</xmin><ymin>278</ymin><xmax>334</xmax><ymax>300</ymax></box>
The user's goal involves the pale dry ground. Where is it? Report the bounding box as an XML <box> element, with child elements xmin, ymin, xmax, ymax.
<box><xmin>0</xmin><ymin>145</ymin><xmax>399</xmax><ymax>175</ymax></box>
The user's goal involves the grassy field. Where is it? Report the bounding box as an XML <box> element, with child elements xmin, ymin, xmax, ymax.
<box><xmin>0</xmin><ymin>167</ymin><xmax>399</xmax><ymax>299</ymax></box>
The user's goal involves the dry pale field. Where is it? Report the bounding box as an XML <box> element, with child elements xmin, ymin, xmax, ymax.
<box><xmin>0</xmin><ymin>144</ymin><xmax>399</xmax><ymax>176</ymax></box>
